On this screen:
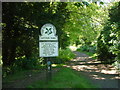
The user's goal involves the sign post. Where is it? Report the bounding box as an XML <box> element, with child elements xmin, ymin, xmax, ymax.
<box><xmin>39</xmin><ymin>23</ymin><xmax>58</xmax><ymax>81</ymax></box>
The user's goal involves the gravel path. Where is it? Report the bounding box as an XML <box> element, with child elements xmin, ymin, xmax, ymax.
<box><xmin>65</xmin><ymin>51</ymin><xmax>120</xmax><ymax>88</ymax></box>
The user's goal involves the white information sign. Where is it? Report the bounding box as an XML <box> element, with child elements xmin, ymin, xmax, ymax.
<box><xmin>39</xmin><ymin>42</ymin><xmax>58</xmax><ymax>57</ymax></box>
<box><xmin>39</xmin><ymin>23</ymin><xmax>58</xmax><ymax>57</ymax></box>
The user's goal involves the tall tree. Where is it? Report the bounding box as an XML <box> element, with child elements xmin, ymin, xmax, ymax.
<box><xmin>2</xmin><ymin>2</ymin><xmax>70</xmax><ymax>66</ymax></box>
<box><xmin>97</xmin><ymin>1</ymin><xmax>120</xmax><ymax>62</ymax></box>
<box><xmin>62</xmin><ymin>2</ymin><xmax>108</xmax><ymax>46</ymax></box>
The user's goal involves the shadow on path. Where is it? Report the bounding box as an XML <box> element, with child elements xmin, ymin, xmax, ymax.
<box><xmin>64</xmin><ymin>51</ymin><xmax>120</xmax><ymax>88</ymax></box>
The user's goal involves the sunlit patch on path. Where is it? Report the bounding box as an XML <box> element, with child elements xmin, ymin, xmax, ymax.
<box><xmin>64</xmin><ymin>51</ymin><xmax>120</xmax><ymax>88</ymax></box>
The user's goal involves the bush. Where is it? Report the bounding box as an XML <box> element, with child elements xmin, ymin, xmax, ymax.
<box><xmin>14</xmin><ymin>56</ymin><xmax>44</xmax><ymax>70</ymax></box>
<box><xmin>96</xmin><ymin>24</ymin><xmax>117</xmax><ymax>63</ymax></box>
<box><xmin>112</xmin><ymin>60</ymin><xmax>120</xmax><ymax>72</ymax></box>
<box><xmin>2</xmin><ymin>56</ymin><xmax>43</xmax><ymax>77</ymax></box>
<box><xmin>96</xmin><ymin>2</ymin><xmax>120</xmax><ymax>64</ymax></box>
<box><xmin>77</xmin><ymin>45</ymin><xmax>89</xmax><ymax>52</ymax></box>
<box><xmin>77</xmin><ymin>45</ymin><xmax>96</xmax><ymax>54</ymax></box>
<box><xmin>53</xmin><ymin>49</ymin><xmax>75</xmax><ymax>64</ymax></box>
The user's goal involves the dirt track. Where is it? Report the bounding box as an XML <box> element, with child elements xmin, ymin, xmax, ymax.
<box><xmin>2</xmin><ymin>51</ymin><xmax>120</xmax><ymax>88</ymax></box>
<box><xmin>65</xmin><ymin>51</ymin><xmax>120</xmax><ymax>88</ymax></box>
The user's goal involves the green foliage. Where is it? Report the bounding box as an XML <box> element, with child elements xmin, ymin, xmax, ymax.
<box><xmin>2</xmin><ymin>2</ymin><xmax>112</xmax><ymax>71</ymax></box>
<box><xmin>112</xmin><ymin>60</ymin><xmax>120</xmax><ymax>71</ymax></box>
<box><xmin>59</xmin><ymin>32</ymin><xmax>70</xmax><ymax>49</ymax></box>
<box><xmin>53</xmin><ymin>49</ymin><xmax>75</xmax><ymax>64</ymax></box>
<box><xmin>97</xmin><ymin>29</ymin><xmax>116</xmax><ymax>62</ymax></box>
<box><xmin>77</xmin><ymin>45</ymin><xmax>97</xmax><ymax>59</ymax></box>
<box><xmin>97</xmin><ymin>2</ymin><xmax>120</xmax><ymax>64</ymax></box>
<box><xmin>2</xmin><ymin>2</ymin><xmax>70</xmax><ymax>67</ymax></box>
<box><xmin>14</xmin><ymin>57</ymin><xmax>40</xmax><ymax>70</ymax></box>
<box><xmin>109</xmin><ymin>2</ymin><xmax>120</xmax><ymax>60</ymax></box>
<box><xmin>77</xmin><ymin>45</ymin><xmax>96</xmax><ymax>53</ymax></box>
<box><xmin>2</xmin><ymin>56</ymin><xmax>44</xmax><ymax>78</ymax></box>
<box><xmin>27</xmin><ymin>67</ymin><xmax>96</xmax><ymax>88</ymax></box>
<box><xmin>63</xmin><ymin>2</ymin><xmax>108</xmax><ymax>45</ymax></box>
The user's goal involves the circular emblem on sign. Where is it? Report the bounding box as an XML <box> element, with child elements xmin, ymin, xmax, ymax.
<box><xmin>41</xmin><ymin>23</ymin><xmax>56</xmax><ymax>36</ymax></box>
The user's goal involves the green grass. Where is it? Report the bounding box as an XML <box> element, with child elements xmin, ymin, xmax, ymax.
<box><xmin>2</xmin><ymin>65</ymin><xmax>46</xmax><ymax>83</ymax></box>
<box><xmin>27</xmin><ymin>67</ymin><xmax>97</xmax><ymax>88</ymax></box>
<box><xmin>3</xmin><ymin>70</ymin><xmax>39</xmax><ymax>83</ymax></box>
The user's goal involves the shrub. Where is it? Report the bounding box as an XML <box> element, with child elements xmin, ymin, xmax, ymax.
<box><xmin>97</xmin><ymin>35</ymin><xmax>116</xmax><ymax>63</ymax></box>
<box><xmin>53</xmin><ymin>49</ymin><xmax>75</xmax><ymax>64</ymax></box>
<box><xmin>112</xmin><ymin>60</ymin><xmax>120</xmax><ymax>73</ymax></box>
<box><xmin>2</xmin><ymin>56</ymin><xmax>43</xmax><ymax>77</ymax></box>
<box><xmin>96</xmin><ymin>1</ymin><xmax>120</xmax><ymax>63</ymax></box>
<box><xmin>77</xmin><ymin>45</ymin><xmax>96</xmax><ymax>54</ymax></box>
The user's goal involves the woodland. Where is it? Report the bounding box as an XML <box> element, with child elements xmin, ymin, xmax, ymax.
<box><xmin>1</xmin><ymin>1</ymin><xmax>120</xmax><ymax>88</ymax></box>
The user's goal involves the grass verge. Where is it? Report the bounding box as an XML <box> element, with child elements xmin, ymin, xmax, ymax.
<box><xmin>27</xmin><ymin>67</ymin><xmax>97</xmax><ymax>88</ymax></box>
<box><xmin>2</xmin><ymin>65</ymin><xmax>46</xmax><ymax>83</ymax></box>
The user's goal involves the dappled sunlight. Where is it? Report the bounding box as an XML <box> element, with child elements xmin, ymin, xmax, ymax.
<box><xmin>64</xmin><ymin>52</ymin><xmax>120</xmax><ymax>81</ymax></box>
<box><xmin>63</xmin><ymin>65</ymin><xmax>71</xmax><ymax>68</ymax></box>
<box><xmin>76</xmin><ymin>57</ymin><xmax>89</xmax><ymax>60</ymax></box>
<box><xmin>52</xmin><ymin>64</ymin><xmax>57</xmax><ymax>67</ymax></box>
<box><xmin>72</xmin><ymin>57</ymin><xmax>89</xmax><ymax>61</ymax></box>
<box><xmin>72</xmin><ymin>65</ymin><xmax>88</xmax><ymax>71</ymax></box>
<box><xmin>101</xmin><ymin>70</ymin><xmax>117</xmax><ymax>74</ymax></box>
<box><xmin>110</xmin><ymin>76</ymin><xmax>120</xmax><ymax>79</ymax></box>
<box><xmin>87</xmin><ymin>60</ymin><xmax>101</xmax><ymax>64</ymax></box>
<box><xmin>90</xmin><ymin>75</ymin><xmax>106</xmax><ymax>80</ymax></box>
<box><xmin>0</xmin><ymin>57</ymin><xmax>2</xmax><ymax>66</ymax></box>
<box><xmin>69</xmin><ymin>46</ymin><xmax>77</xmax><ymax>51</ymax></box>
<box><xmin>70</xmin><ymin>65</ymin><xmax>101</xmax><ymax>73</ymax></box>
<box><xmin>63</xmin><ymin>51</ymin><xmax>120</xmax><ymax>88</ymax></box>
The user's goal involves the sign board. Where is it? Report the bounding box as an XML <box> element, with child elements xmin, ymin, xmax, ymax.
<box><xmin>39</xmin><ymin>23</ymin><xmax>58</xmax><ymax>41</ymax></box>
<box><xmin>39</xmin><ymin>23</ymin><xmax>58</xmax><ymax>57</ymax></box>
<box><xmin>39</xmin><ymin>42</ymin><xmax>58</xmax><ymax>57</ymax></box>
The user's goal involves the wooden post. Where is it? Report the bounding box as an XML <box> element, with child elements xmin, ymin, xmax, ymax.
<box><xmin>46</xmin><ymin>57</ymin><xmax>52</xmax><ymax>82</ymax></box>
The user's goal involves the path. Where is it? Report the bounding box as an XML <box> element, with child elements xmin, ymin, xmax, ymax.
<box><xmin>2</xmin><ymin>51</ymin><xmax>120</xmax><ymax>88</ymax></box>
<box><xmin>64</xmin><ymin>51</ymin><xmax>120</xmax><ymax>88</ymax></box>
